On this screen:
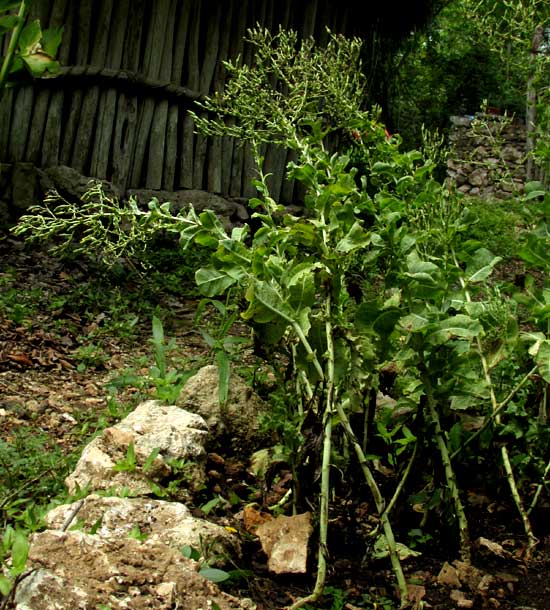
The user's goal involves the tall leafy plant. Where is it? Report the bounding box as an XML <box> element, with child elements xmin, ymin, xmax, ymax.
<box><xmin>12</xmin><ymin>25</ymin><xmax>547</xmax><ymax>608</ymax></box>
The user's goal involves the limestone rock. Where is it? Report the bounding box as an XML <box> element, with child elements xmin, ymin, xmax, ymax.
<box><xmin>66</xmin><ymin>400</ymin><xmax>208</xmax><ymax>496</ymax></box>
<box><xmin>15</xmin><ymin>530</ymin><xmax>255</xmax><ymax>610</ymax></box>
<box><xmin>44</xmin><ymin>494</ymin><xmax>240</xmax><ymax>564</ymax></box>
<box><xmin>176</xmin><ymin>366</ymin><xmax>269</xmax><ymax>452</ymax></box>
<box><xmin>255</xmin><ymin>512</ymin><xmax>313</xmax><ymax>574</ymax></box>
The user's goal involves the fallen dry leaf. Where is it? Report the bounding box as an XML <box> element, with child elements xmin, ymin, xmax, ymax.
<box><xmin>476</xmin><ymin>537</ymin><xmax>512</xmax><ymax>559</ymax></box>
<box><xmin>7</xmin><ymin>353</ymin><xmax>33</xmax><ymax>366</ymax></box>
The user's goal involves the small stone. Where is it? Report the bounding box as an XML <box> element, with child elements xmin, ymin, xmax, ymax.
<box><xmin>256</xmin><ymin>512</ymin><xmax>312</xmax><ymax>574</ymax></box>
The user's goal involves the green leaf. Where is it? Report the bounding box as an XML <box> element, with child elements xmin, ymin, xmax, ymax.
<box><xmin>465</xmin><ymin>248</ymin><xmax>502</xmax><ymax>283</ymax></box>
<box><xmin>216</xmin><ymin>350</ymin><xmax>230</xmax><ymax>406</ymax></box>
<box><xmin>18</xmin><ymin>19</ymin><xmax>41</xmax><ymax>53</ymax></box>
<box><xmin>181</xmin><ymin>545</ymin><xmax>200</xmax><ymax>560</ymax></box>
<box><xmin>286</xmin><ymin>262</ymin><xmax>318</xmax><ymax>311</ymax></box>
<box><xmin>199</xmin><ymin>567</ymin><xmax>230</xmax><ymax>583</ymax></box>
<box><xmin>0</xmin><ymin>14</ymin><xmax>18</xmax><ymax>33</ymax></box>
<box><xmin>0</xmin><ymin>1</ymin><xmax>22</xmax><ymax>11</ymax></box>
<box><xmin>10</xmin><ymin>530</ymin><xmax>29</xmax><ymax>575</ymax></box>
<box><xmin>399</xmin><ymin>312</ymin><xmax>430</xmax><ymax>333</ymax></box>
<box><xmin>245</xmin><ymin>280</ymin><xmax>295</xmax><ymax>325</ymax></box>
<box><xmin>143</xmin><ymin>447</ymin><xmax>161</xmax><ymax>472</ymax></box>
<box><xmin>428</xmin><ymin>315</ymin><xmax>483</xmax><ymax>345</ymax></box>
<box><xmin>335</xmin><ymin>221</ymin><xmax>370</xmax><ymax>253</ymax></box>
<box><xmin>200</xmin><ymin>496</ymin><xmax>223</xmax><ymax>515</ymax></box>
<box><xmin>152</xmin><ymin>315</ymin><xmax>164</xmax><ymax>345</ymax></box>
<box><xmin>22</xmin><ymin>53</ymin><xmax>59</xmax><ymax>76</ymax></box>
<box><xmin>41</xmin><ymin>25</ymin><xmax>63</xmax><ymax>57</ymax></box>
<box><xmin>195</xmin><ymin>266</ymin><xmax>237</xmax><ymax>297</ymax></box>
<box><xmin>0</xmin><ymin>575</ymin><xmax>12</xmax><ymax>597</ymax></box>
<box><xmin>518</xmin><ymin>233</ymin><xmax>550</xmax><ymax>271</ymax></box>
<box><xmin>534</xmin><ymin>339</ymin><xmax>550</xmax><ymax>383</ymax></box>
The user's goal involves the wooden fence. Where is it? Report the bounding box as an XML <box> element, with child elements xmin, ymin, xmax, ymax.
<box><xmin>0</xmin><ymin>0</ymin><xmax>368</xmax><ymax>203</ymax></box>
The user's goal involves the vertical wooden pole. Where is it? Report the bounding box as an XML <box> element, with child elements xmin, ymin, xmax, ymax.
<box><xmin>166</xmin><ymin>0</ymin><xmax>192</xmax><ymax>190</ymax></box>
<box><xmin>146</xmin><ymin>0</ymin><xmax>178</xmax><ymax>189</ymax></box>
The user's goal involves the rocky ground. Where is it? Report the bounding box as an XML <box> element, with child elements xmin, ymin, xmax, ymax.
<box><xmin>1</xmin><ymin>234</ymin><xmax>549</xmax><ymax>610</ymax></box>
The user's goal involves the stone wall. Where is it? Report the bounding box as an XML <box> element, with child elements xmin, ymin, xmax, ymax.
<box><xmin>446</xmin><ymin>114</ymin><xmax>527</xmax><ymax>199</ymax></box>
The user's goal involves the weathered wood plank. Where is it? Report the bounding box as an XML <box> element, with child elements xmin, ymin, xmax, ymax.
<box><xmin>302</xmin><ymin>0</ymin><xmax>319</xmax><ymax>38</ymax></box>
<box><xmin>41</xmin><ymin>0</ymin><xmax>69</xmax><ymax>167</ymax></box>
<box><xmin>199</xmin><ymin>0</ymin><xmax>221</xmax><ymax>93</ymax></box>
<box><xmin>42</xmin><ymin>90</ymin><xmax>64</xmax><ymax>166</ymax></box>
<box><xmin>112</xmin><ymin>93</ymin><xmax>138</xmax><ymax>191</ymax></box>
<box><xmin>163</xmin><ymin>104</ymin><xmax>179</xmax><ymax>191</ymax></box>
<box><xmin>71</xmin><ymin>0</ymin><xmax>112</xmax><ymax>173</ymax></box>
<box><xmin>207</xmin><ymin>0</ymin><xmax>233</xmax><ymax>193</ymax></box>
<box><xmin>130</xmin><ymin>0</ymin><xmax>171</xmax><ymax>187</ymax></box>
<box><xmin>91</xmin><ymin>0</ymin><xmax>130</xmax><ymax>178</ymax></box>
<box><xmin>229</xmin><ymin>140</ymin><xmax>245</xmax><ymax>198</ymax></box>
<box><xmin>0</xmin><ymin>89</ymin><xmax>14</xmax><ymax>160</ymax></box>
<box><xmin>8</xmin><ymin>87</ymin><xmax>34</xmax><ymax>161</ymax></box>
<box><xmin>193</xmin><ymin>111</ymin><xmax>208</xmax><ymax>189</ymax></box>
<box><xmin>178</xmin><ymin>0</ymin><xmax>201</xmax><ymax>189</ymax></box>
<box><xmin>224</xmin><ymin>0</ymin><xmax>249</xmax><ymax>197</ymax></box>
<box><xmin>179</xmin><ymin>113</ymin><xmax>195</xmax><ymax>189</ymax></box>
<box><xmin>76</xmin><ymin>0</ymin><xmax>93</xmax><ymax>65</ymax></box>
<box><xmin>60</xmin><ymin>90</ymin><xmax>82</xmax><ymax>165</ymax></box>
<box><xmin>171</xmin><ymin>1</ymin><xmax>191</xmax><ymax>83</ymax></box>
<box><xmin>147</xmin><ymin>0</ymin><xmax>178</xmax><ymax>189</ymax></box>
<box><xmin>165</xmin><ymin>1</ymin><xmax>192</xmax><ymax>189</ymax></box>
<box><xmin>60</xmin><ymin>0</ymin><xmax>92</xmax><ymax>165</ymax></box>
<box><xmin>26</xmin><ymin>90</ymin><xmax>51</xmax><ymax>164</ymax></box>
<box><xmin>121</xmin><ymin>0</ymin><xmax>145</xmax><ymax>72</ymax></box>
<box><xmin>186</xmin><ymin>0</ymin><xmax>201</xmax><ymax>91</ymax></box>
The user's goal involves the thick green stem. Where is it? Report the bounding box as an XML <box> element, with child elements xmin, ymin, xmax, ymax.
<box><xmin>287</xmin><ymin>299</ymin><xmax>335</xmax><ymax>610</ymax></box>
<box><xmin>454</xmin><ymin>255</ymin><xmax>537</xmax><ymax>556</ymax></box>
<box><xmin>421</xmin><ymin>370</ymin><xmax>471</xmax><ymax>562</ymax></box>
<box><xmin>0</xmin><ymin>1</ymin><xmax>27</xmax><ymax>95</ymax></box>
<box><xmin>336</xmin><ymin>400</ymin><xmax>409</xmax><ymax>604</ymax></box>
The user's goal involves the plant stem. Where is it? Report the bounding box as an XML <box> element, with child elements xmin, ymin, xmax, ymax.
<box><xmin>450</xmin><ymin>365</ymin><xmax>538</xmax><ymax>460</ymax></box>
<box><xmin>380</xmin><ymin>441</ymin><xmax>418</xmax><ymax>520</ymax></box>
<box><xmin>287</xmin><ymin>298</ymin><xmax>335</xmax><ymax>610</ymax></box>
<box><xmin>421</xmin><ymin>369</ymin><xmax>471</xmax><ymax>562</ymax></box>
<box><xmin>336</xmin><ymin>400</ymin><xmax>409</xmax><ymax>604</ymax></box>
<box><xmin>455</xmin><ymin>256</ymin><xmax>537</xmax><ymax>556</ymax></box>
<box><xmin>528</xmin><ymin>457</ymin><xmax>550</xmax><ymax>516</ymax></box>
<box><xmin>0</xmin><ymin>1</ymin><xmax>27</xmax><ymax>95</ymax></box>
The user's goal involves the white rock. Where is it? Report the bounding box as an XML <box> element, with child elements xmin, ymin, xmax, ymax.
<box><xmin>44</xmin><ymin>494</ymin><xmax>240</xmax><ymax>563</ymax></box>
<box><xmin>66</xmin><ymin>400</ymin><xmax>208</xmax><ymax>496</ymax></box>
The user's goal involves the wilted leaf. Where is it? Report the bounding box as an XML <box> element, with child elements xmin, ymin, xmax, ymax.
<box><xmin>372</xmin><ymin>535</ymin><xmax>421</xmax><ymax>560</ymax></box>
